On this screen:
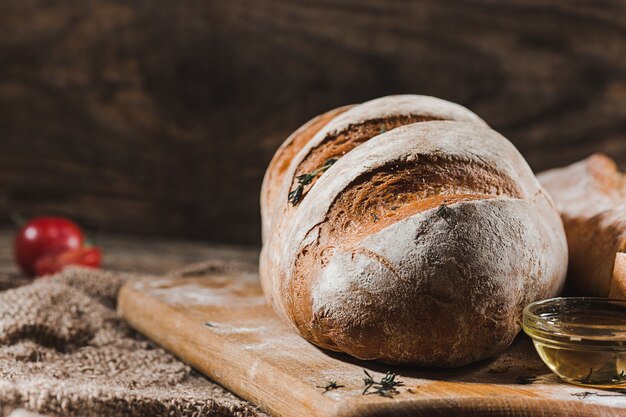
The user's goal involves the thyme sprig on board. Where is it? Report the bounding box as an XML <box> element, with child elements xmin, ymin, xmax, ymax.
<box><xmin>316</xmin><ymin>380</ymin><xmax>344</xmax><ymax>393</ymax></box>
<box><xmin>362</xmin><ymin>370</ymin><xmax>404</xmax><ymax>397</ymax></box>
<box><xmin>572</xmin><ymin>390</ymin><xmax>626</xmax><ymax>400</ymax></box>
<box><xmin>288</xmin><ymin>158</ymin><xmax>337</xmax><ymax>206</ymax></box>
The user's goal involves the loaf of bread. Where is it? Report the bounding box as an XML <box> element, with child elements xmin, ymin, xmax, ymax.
<box><xmin>260</xmin><ymin>95</ymin><xmax>568</xmax><ymax>367</ymax></box>
<box><xmin>538</xmin><ymin>154</ymin><xmax>626</xmax><ymax>299</ymax></box>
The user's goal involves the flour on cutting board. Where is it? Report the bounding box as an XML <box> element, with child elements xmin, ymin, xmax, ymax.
<box><xmin>243</xmin><ymin>333</ymin><xmax>312</xmax><ymax>353</ymax></box>
<box><xmin>207</xmin><ymin>323</ymin><xmax>268</xmax><ymax>335</ymax></box>
<box><xmin>133</xmin><ymin>278</ymin><xmax>266</xmax><ymax>306</ymax></box>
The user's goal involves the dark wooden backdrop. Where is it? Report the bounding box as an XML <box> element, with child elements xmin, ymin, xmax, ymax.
<box><xmin>1</xmin><ymin>0</ymin><xmax>625</xmax><ymax>245</ymax></box>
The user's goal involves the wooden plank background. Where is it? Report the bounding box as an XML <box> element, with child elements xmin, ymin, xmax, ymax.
<box><xmin>0</xmin><ymin>0</ymin><xmax>625</xmax><ymax>244</ymax></box>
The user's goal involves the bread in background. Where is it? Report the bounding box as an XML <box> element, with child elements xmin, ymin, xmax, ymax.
<box><xmin>538</xmin><ymin>154</ymin><xmax>626</xmax><ymax>299</ymax></box>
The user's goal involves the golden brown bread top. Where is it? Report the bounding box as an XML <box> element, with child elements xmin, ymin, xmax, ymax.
<box><xmin>539</xmin><ymin>154</ymin><xmax>626</xmax><ymax>217</ymax></box>
<box><xmin>290</xmin><ymin>115</ymin><xmax>444</xmax><ymax>197</ymax></box>
<box><xmin>260</xmin><ymin>95</ymin><xmax>487</xmax><ymax>242</ymax></box>
<box><xmin>538</xmin><ymin>153</ymin><xmax>626</xmax><ymax>298</ymax></box>
<box><xmin>308</xmin><ymin>154</ymin><xmax>523</xmax><ymax>249</ymax></box>
<box><xmin>260</xmin><ymin>105</ymin><xmax>352</xmax><ymax>241</ymax></box>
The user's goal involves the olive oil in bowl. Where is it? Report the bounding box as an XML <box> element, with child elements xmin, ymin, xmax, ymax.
<box><xmin>523</xmin><ymin>297</ymin><xmax>626</xmax><ymax>388</ymax></box>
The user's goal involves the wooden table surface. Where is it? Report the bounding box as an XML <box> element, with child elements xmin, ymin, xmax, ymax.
<box><xmin>120</xmin><ymin>272</ymin><xmax>626</xmax><ymax>417</ymax></box>
<box><xmin>0</xmin><ymin>228</ymin><xmax>259</xmax><ymax>277</ymax></box>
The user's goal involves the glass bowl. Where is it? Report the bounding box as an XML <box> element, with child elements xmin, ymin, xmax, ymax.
<box><xmin>522</xmin><ymin>297</ymin><xmax>626</xmax><ymax>388</ymax></box>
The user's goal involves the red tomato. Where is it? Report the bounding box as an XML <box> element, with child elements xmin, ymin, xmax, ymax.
<box><xmin>34</xmin><ymin>247</ymin><xmax>102</xmax><ymax>276</ymax></box>
<box><xmin>14</xmin><ymin>217</ymin><xmax>85</xmax><ymax>276</ymax></box>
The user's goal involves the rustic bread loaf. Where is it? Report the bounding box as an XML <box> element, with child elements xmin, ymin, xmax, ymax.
<box><xmin>538</xmin><ymin>154</ymin><xmax>626</xmax><ymax>299</ymax></box>
<box><xmin>260</xmin><ymin>95</ymin><xmax>568</xmax><ymax>366</ymax></box>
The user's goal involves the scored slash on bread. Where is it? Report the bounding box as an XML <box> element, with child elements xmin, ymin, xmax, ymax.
<box><xmin>260</xmin><ymin>95</ymin><xmax>487</xmax><ymax>242</ymax></box>
<box><xmin>260</xmin><ymin>95</ymin><xmax>568</xmax><ymax>367</ymax></box>
<box><xmin>538</xmin><ymin>154</ymin><xmax>626</xmax><ymax>299</ymax></box>
<box><xmin>261</xmin><ymin>105</ymin><xmax>353</xmax><ymax>242</ymax></box>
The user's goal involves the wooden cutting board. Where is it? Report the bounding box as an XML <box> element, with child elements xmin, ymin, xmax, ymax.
<box><xmin>118</xmin><ymin>268</ymin><xmax>626</xmax><ymax>417</ymax></box>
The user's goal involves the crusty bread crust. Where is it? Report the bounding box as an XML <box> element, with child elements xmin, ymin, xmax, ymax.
<box><xmin>260</xmin><ymin>95</ymin><xmax>487</xmax><ymax>243</ymax></box>
<box><xmin>261</xmin><ymin>96</ymin><xmax>568</xmax><ymax>366</ymax></box>
<box><xmin>538</xmin><ymin>154</ymin><xmax>626</xmax><ymax>299</ymax></box>
<box><xmin>260</xmin><ymin>105</ymin><xmax>353</xmax><ymax>242</ymax></box>
<box><xmin>261</xmin><ymin>95</ymin><xmax>488</xmax><ymax>323</ymax></box>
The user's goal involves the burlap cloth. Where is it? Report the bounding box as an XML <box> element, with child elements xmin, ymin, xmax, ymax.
<box><xmin>0</xmin><ymin>264</ymin><xmax>269</xmax><ymax>417</ymax></box>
